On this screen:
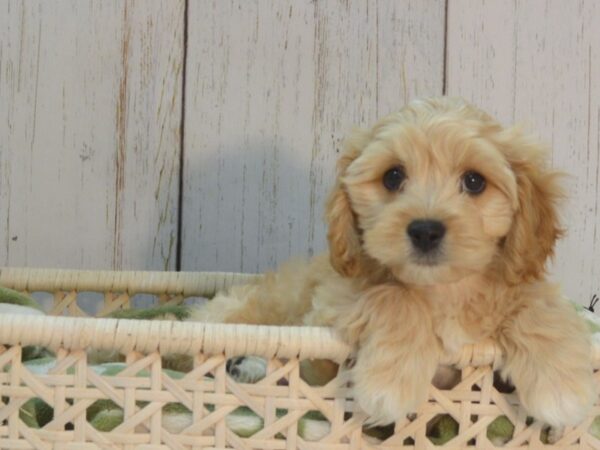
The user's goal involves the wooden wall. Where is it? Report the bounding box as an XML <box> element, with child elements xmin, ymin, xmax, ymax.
<box><xmin>1</xmin><ymin>0</ymin><xmax>598</xmax><ymax>304</ymax></box>
<box><xmin>0</xmin><ymin>0</ymin><xmax>184</xmax><ymax>270</ymax></box>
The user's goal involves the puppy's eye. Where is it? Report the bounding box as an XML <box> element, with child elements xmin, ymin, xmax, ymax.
<box><xmin>382</xmin><ymin>166</ymin><xmax>406</xmax><ymax>191</ymax></box>
<box><xmin>462</xmin><ymin>171</ymin><xmax>486</xmax><ymax>195</ymax></box>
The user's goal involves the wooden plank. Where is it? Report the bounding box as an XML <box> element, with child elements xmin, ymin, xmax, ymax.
<box><xmin>0</xmin><ymin>0</ymin><xmax>184</xmax><ymax>270</ymax></box>
<box><xmin>181</xmin><ymin>0</ymin><xmax>445</xmax><ymax>272</ymax></box>
<box><xmin>446</xmin><ymin>0</ymin><xmax>600</xmax><ymax>303</ymax></box>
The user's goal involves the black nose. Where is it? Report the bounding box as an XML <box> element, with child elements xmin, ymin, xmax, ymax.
<box><xmin>407</xmin><ymin>220</ymin><xmax>446</xmax><ymax>252</ymax></box>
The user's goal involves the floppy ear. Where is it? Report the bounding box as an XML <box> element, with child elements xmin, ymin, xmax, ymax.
<box><xmin>325</xmin><ymin>129</ymin><xmax>371</xmax><ymax>278</ymax></box>
<box><xmin>498</xmin><ymin>131</ymin><xmax>564</xmax><ymax>284</ymax></box>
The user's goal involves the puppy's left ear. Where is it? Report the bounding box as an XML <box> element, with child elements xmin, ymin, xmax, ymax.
<box><xmin>325</xmin><ymin>129</ymin><xmax>371</xmax><ymax>278</ymax></box>
<box><xmin>497</xmin><ymin>129</ymin><xmax>565</xmax><ymax>284</ymax></box>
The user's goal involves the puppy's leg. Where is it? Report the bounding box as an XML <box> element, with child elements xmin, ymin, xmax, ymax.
<box><xmin>339</xmin><ymin>285</ymin><xmax>440</xmax><ymax>425</ymax></box>
<box><xmin>188</xmin><ymin>284</ymin><xmax>268</xmax><ymax>324</ymax></box>
<box><xmin>189</xmin><ymin>258</ymin><xmax>325</xmax><ymax>325</ymax></box>
<box><xmin>498</xmin><ymin>285</ymin><xmax>596</xmax><ymax>427</ymax></box>
<box><xmin>189</xmin><ymin>257</ymin><xmax>348</xmax><ymax>385</ymax></box>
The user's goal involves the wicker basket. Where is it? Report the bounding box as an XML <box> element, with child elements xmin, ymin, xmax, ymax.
<box><xmin>0</xmin><ymin>267</ymin><xmax>599</xmax><ymax>449</ymax></box>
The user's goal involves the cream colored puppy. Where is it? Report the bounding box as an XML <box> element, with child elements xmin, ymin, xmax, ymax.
<box><xmin>192</xmin><ymin>97</ymin><xmax>596</xmax><ymax>427</ymax></box>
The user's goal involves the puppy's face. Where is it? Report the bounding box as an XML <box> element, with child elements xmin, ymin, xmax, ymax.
<box><xmin>345</xmin><ymin>119</ymin><xmax>517</xmax><ymax>285</ymax></box>
<box><xmin>327</xmin><ymin>98</ymin><xmax>562</xmax><ymax>286</ymax></box>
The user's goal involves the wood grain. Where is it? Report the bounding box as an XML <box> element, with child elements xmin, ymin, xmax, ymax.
<box><xmin>2</xmin><ymin>0</ymin><xmax>597</xmax><ymax>306</ymax></box>
<box><xmin>446</xmin><ymin>0</ymin><xmax>600</xmax><ymax>302</ymax></box>
<box><xmin>181</xmin><ymin>0</ymin><xmax>445</xmax><ymax>272</ymax></box>
<box><xmin>0</xmin><ymin>0</ymin><xmax>184</xmax><ymax>270</ymax></box>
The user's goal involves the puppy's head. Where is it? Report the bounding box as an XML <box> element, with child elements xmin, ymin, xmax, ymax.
<box><xmin>326</xmin><ymin>97</ymin><xmax>563</xmax><ymax>286</ymax></box>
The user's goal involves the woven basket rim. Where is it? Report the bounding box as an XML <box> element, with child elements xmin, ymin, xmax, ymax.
<box><xmin>0</xmin><ymin>313</ymin><xmax>353</xmax><ymax>362</ymax></box>
<box><xmin>0</xmin><ymin>313</ymin><xmax>508</xmax><ymax>367</ymax></box>
<box><xmin>0</xmin><ymin>266</ymin><xmax>260</xmax><ymax>296</ymax></box>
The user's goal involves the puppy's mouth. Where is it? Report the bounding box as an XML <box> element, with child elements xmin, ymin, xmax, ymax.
<box><xmin>410</xmin><ymin>250</ymin><xmax>444</xmax><ymax>267</ymax></box>
<box><xmin>393</xmin><ymin>250</ymin><xmax>457</xmax><ymax>286</ymax></box>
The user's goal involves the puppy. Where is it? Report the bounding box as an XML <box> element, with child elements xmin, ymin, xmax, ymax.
<box><xmin>192</xmin><ymin>97</ymin><xmax>596</xmax><ymax>427</ymax></box>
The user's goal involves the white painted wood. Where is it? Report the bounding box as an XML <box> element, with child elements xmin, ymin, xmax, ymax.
<box><xmin>3</xmin><ymin>0</ymin><xmax>597</xmax><ymax>306</ymax></box>
<box><xmin>182</xmin><ymin>0</ymin><xmax>445</xmax><ymax>273</ymax></box>
<box><xmin>447</xmin><ymin>0</ymin><xmax>600</xmax><ymax>304</ymax></box>
<box><xmin>0</xmin><ymin>0</ymin><xmax>184</xmax><ymax>270</ymax></box>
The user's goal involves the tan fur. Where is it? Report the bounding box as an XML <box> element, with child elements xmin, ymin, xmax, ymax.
<box><xmin>190</xmin><ymin>97</ymin><xmax>595</xmax><ymax>427</ymax></box>
<box><xmin>326</xmin><ymin>129</ymin><xmax>381</xmax><ymax>279</ymax></box>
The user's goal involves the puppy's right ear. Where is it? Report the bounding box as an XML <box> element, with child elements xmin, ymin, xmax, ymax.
<box><xmin>325</xmin><ymin>129</ymin><xmax>370</xmax><ymax>277</ymax></box>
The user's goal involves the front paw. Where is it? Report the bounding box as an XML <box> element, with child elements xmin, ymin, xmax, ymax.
<box><xmin>351</xmin><ymin>366</ymin><xmax>429</xmax><ymax>426</ymax></box>
<box><xmin>518</xmin><ymin>368</ymin><xmax>596</xmax><ymax>427</ymax></box>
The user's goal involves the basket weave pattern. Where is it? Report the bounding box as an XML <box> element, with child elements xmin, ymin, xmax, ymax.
<box><xmin>0</xmin><ymin>268</ymin><xmax>599</xmax><ymax>449</ymax></box>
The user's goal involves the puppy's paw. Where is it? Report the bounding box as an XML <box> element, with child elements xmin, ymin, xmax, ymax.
<box><xmin>519</xmin><ymin>369</ymin><xmax>596</xmax><ymax>427</ymax></box>
<box><xmin>351</xmin><ymin>370</ymin><xmax>428</xmax><ymax>426</ymax></box>
<box><xmin>226</xmin><ymin>356</ymin><xmax>267</xmax><ymax>383</ymax></box>
<box><xmin>353</xmin><ymin>385</ymin><xmax>407</xmax><ymax>426</ymax></box>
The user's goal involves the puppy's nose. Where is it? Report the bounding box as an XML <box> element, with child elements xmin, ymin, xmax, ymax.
<box><xmin>407</xmin><ymin>220</ymin><xmax>446</xmax><ymax>252</ymax></box>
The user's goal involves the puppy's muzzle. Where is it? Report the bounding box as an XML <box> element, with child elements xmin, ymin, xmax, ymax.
<box><xmin>407</xmin><ymin>219</ymin><xmax>446</xmax><ymax>253</ymax></box>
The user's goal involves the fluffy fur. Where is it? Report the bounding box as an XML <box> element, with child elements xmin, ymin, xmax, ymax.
<box><xmin>191</xmin><ymin>97</ymin><xmax>596</xmax><ymax>426</ymax></box>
